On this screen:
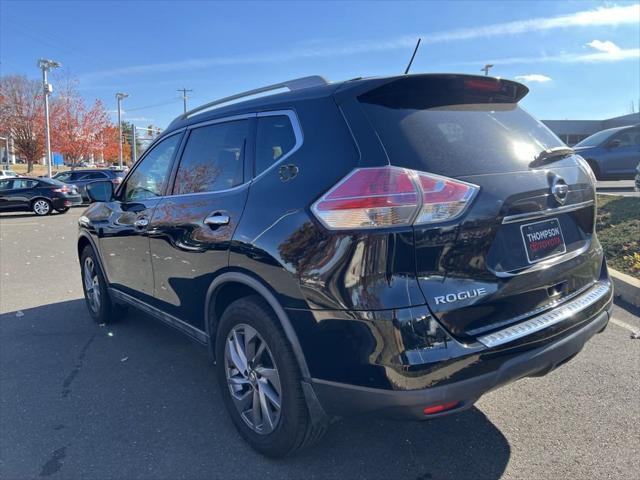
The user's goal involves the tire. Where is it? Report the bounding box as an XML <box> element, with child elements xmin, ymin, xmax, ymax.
<box><xmin>80</xmin><ymin>246</ymin><xmax>124</xmax><ymax>324</ymax></box>
<box><xmin>215</xmin><ymin>296</ymin><xmax>326</xmax><ymax>457</ymax></box>
<box><xmin>32</xmin><ymin>199</ymin><xmax>52</xmax><ymax>216</ymax></box>
<box><xmin>586</xmin><ymin>160</ymin><xmax>602</xmax><ymax>181</ymax></box>
<box><xmin>55</xmin><ymin>207</ymin><xmax>70</xmax><ymax>214</ymax></box>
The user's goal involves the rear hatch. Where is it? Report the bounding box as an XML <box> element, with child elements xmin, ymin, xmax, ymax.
<box><xmin>354</xmin><ymin>74</ymin><xmax>601</xmax><ymax>341</ymax></box>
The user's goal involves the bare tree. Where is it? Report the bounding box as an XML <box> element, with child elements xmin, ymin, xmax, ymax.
<box><xmin>0</xmin><ymin>75</ymin><xmax>45</xmax><ymax>173</ymax></box>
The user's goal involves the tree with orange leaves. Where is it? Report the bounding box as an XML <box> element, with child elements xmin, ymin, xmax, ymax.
<box><xmin>0</xmin><ymin>75</ymin><xmax>46</xmax><ymax>173</ymax></box>
<box><xmin>51</xmin><ymin>78</ymin><xmax>110</xmax><ymax>168</ymax></box>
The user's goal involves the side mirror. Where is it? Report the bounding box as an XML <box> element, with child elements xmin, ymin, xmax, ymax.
<box><xmin>86</xmin><ymin>180</ymin><xmax>114</xmax><ymax>203</ymax></box>
<box><xmin>606</xmin><ymin>139</ymin><xmax>621</xmax><ymax>149</ymax></box>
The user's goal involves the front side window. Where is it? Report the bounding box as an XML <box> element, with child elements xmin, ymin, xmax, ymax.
<box><xmin>123</xmin><ymin>134</ymin><xmax>181</xmax><ymax>201</ymax></box>
<box><xmin>612</xmin><ymin>128</ymin><xmax>640</xmax><ymax>147</ymax></box>
<box><xmin>173</xmin><ymin>120</ymin><xmax>248</xmax><ymax>195</ymax></box>
<box><xmin>255</xmin><ymin>115</ymin><xmax>297</xmax><ymax>175</ymax></box>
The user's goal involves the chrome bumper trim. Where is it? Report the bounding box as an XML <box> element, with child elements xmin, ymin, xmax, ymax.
<box><xmin>477</xmin><ymin>280</ymin><xmax>611</xmax><ymax>348</ymax></box>
<box><xmin>501</xmin><ymin>200</ymin><xmax>593</xmax><ymax>224</ymax></box>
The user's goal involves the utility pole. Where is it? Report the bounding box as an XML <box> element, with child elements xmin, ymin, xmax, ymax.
<box><xmin>131</xmin><ymin>125</ymin><xmax>137</xmax><ymax>163</ymax></box>
<box><xmin>38</xmin><ymin>58</ymin><xmax>60</xmax><ymax>178</ymax></box>
<box><xmin>115</xmin><ymin>92</ymin><xmax>129</xmax><ymax>168</ymax></box>
<box><xmin>481</xmin><ymin>64</ymin><xmax>494</xmax><ymax>76</ymax></box>
<box><xmin>177</xmin><ymin>87</ymin><xmax>193</xmax><ymax>114</ymax></box>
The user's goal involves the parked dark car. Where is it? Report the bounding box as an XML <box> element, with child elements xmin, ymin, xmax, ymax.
<box><xmin>0</xmin><ymin>176</ymin><xmax>82</xmax><ymax>215</ymax></box>
<box><xmin>573</xmin><ymin>125</ymin><xmax>640</xmax><ymax>180</ymax></box>
<box><xmin>53</xmin><ymin>169</ymin><xmax>125</xmax><ymax>201</ymax></box>
<box><xmin>77</xmin><ymin>74</ymin><xmax>613</xmax><ymax>457</ymax></box>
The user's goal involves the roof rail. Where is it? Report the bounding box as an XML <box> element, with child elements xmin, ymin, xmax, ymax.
<box><xmin>183</xmin><ymin>75</ymin><xmax>329</xmax><ymax>119</ymax></box>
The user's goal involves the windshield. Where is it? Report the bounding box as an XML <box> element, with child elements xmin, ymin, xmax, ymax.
<box><xmin>574</xmin><ymin>129</ymin><xmax>614</xmax><ymax>148</ymax></box>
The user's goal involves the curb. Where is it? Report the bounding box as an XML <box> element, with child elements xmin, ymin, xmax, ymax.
<box><xmin>610</xmin><ymin>269</ymin><xmax>640</xmax><ymax>308</ymax></box>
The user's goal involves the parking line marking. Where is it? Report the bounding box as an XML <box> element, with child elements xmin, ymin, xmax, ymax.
<box><xmin>610</xmin><ymin>317</ymin><xmax>639</xmax><ymax>333</ymax></box>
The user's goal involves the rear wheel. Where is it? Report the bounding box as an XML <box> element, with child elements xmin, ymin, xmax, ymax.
<box><xmin>80</xmin><ymin>246</ymin><xmax>124</xmax><ymax>324</ymax></box>
<box><xmin>216</xmin><ymin>296</ymin><xmax>326</xmax><ymax>457</ymax></box>
<box><xmin>32</xmin><ymin>199</ymin><xmax>51</xmax><ymax>216</ymax></box>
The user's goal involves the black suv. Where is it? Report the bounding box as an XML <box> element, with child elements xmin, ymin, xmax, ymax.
<box><xmin>78</xmin><ymin>74</ymin><xmax>613</xmax><ymax>457</ymax></box>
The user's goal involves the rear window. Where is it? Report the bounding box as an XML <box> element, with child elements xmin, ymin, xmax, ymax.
<box><xmin>358</xmin><ymin>77</ymin><xmax>564</xmax><ymax>177</ymax></box>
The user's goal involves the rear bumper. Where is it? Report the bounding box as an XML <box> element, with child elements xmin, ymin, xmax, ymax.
<box><xmin>311</xmin><ymin>282</ymin><xmax>612</xmax><ymax>419</ymax></box>
<box><xmin>53</xmin><ymin>194</ymin><xmax>83</xmax><ymax>208</ymax></box>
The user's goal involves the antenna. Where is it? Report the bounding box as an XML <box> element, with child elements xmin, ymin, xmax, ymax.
<box><xmin>404</xmin><ymin>38</ymin><xmax>422</xmax><ymax>75</ymax></box>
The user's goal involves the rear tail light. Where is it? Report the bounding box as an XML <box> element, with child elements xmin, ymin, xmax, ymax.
<box><xmin>52</xmin><ymin>185</ymin><xmax>70</xmax><ymax>193</ymax></box>
<box><xmin>312</xmin><ymin>166</ymin><xmax>478</xmax><ymax>230</ymax></box>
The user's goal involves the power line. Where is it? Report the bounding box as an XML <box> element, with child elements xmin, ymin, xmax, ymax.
<box><xmin>126</xmin><ymin>98</ymin><xmax>182</xmax><ymax>112</ymax></box>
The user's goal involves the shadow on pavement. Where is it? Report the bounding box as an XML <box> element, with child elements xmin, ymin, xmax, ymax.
<box><xmin>1</xmin><ymin>299</ymin><xmax>510</xmax><ymax>480</ymax></box>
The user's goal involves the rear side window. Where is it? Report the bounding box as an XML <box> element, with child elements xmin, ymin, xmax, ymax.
<box><xmin>12</xmin><ymin>179</ymin><xmax>38</xmax><ymax>189</ymax></box>
<box><xmin>358</xmin><ymin>76</ymin><xmax>564</xmax><ymax>177</ymax></box>
<box><xmin>255</xmin><ymin>115</ymin><xmax>297</xmax><ymax>175</ymax></box>
<box><xmin>173</xmin><ymin>120</ymin><xmax>248</xmax><ymax>195</ymax></box>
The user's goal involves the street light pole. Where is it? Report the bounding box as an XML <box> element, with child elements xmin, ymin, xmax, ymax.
<box><xmin>38</xmin><ymin>58</ymin><xmax>60</xmax><ymax>178</ymax></box>
<box><xmin>115</xmin><ymin>92</ymin><xmax>129</xmax><ymax>168</ymax></box>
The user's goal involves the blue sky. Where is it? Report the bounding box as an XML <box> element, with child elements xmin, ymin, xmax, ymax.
<box><xmin>1</xmin><ymin>1</ymin><xmax>639</xmax><ymax>128</ymax></box>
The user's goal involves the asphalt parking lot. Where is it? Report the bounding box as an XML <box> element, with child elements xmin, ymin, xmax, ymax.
<box><xmin>1</xmin><ymin>207</ymin><xmax>639</xmax><ymax>480</ymax></box>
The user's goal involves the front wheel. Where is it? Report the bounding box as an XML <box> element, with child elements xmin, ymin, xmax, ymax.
<box><xmin>32</xmin><ymin>199</ymin><xmax>52</xmax><ymax>216</ymax></box>
<box><xmin>216</xmin><ymin>296</ymin><xmax>326</xmax><ymax>457</ymax></box>
<box><xmin>80</xmin><ymin>246</ymin><xmax>124</xmax><ymax>324</ymax></box>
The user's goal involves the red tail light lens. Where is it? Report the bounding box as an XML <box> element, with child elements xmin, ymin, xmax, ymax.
<box><xmin>312</xmin><ymin>166</ymin><xmax>478</xmax><ymax>230</ymax></box>
<box><xmin>52</xmin><ymin>185</ymin><xmax>70</xmax><ymax>193</ymax></box>
<box><xmin>415</xmin><ymin>172</ymin><xmax>478</xmax><ymax>224</ymax></box>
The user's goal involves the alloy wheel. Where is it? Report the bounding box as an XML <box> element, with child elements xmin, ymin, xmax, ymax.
<box><xmin>33</xmin><ymin>200</ymin><xmax>50</xmax><ymax>215</ymax></box>
<box><xmin>83</xmin><ymin>257</ymin><xmax>101</xmax><ymax>314</ymax></box>
<box><xmin>224</xmin><ymin>324</ymin><xmax>282</xmax><ymax>435</ymax></box>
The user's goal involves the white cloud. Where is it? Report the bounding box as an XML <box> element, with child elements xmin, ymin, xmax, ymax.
<box><xmin>475</xmin><ymin>47</ymin><xmax>640</xmax><ymax>66</ymax></box>
<box><xmin>80</xmin><ymin>4</ymin><xmax>640</xmax><ymax>81</ymax></box>
<box><xmin>514</xmin><ymin>74</ymin><xmax>552</xmax><ymax>83</ymax></box>
<box><xmin>586</xmin><ymin>39</ymin><xmax>622</xmax><ymax>55</ymax></box>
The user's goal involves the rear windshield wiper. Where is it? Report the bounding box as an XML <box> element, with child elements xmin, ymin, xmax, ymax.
<box><xmin>530</xmin><ymin>147</ymin><xmax>575</xmax><ymax>168</ymax></box>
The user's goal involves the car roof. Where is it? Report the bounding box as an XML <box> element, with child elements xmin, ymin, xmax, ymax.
<box><xmin>593</xmin><ymin>124</ymin><xmax>639</xmax><ymax>137</ymax></box>
<box><xmin>163</xmin><ymin>73</ymin><xmax>528</xmax><ymax>136</ymax></box>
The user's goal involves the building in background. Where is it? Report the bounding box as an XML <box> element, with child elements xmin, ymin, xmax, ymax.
<box><xmin>542</xmin><ymin>113</ymin><xmax>640</xmax><ymax>146</ymax></box>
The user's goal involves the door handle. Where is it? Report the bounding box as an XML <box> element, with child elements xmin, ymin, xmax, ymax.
<box><xmin>134</xmin><ymin>218</ymin><xmax>149</xmax><ymax>228</ymax></box>
<box><xmin>204</xmin><ymin>214</ymin><xmax>230</xmax><ymax>227</ymax></box>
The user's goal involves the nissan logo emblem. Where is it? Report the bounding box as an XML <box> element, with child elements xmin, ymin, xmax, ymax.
<box><xmin>550</xmin><ymin>176</ymin><xmax>569</xmax><ymax>205</ymax></box>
